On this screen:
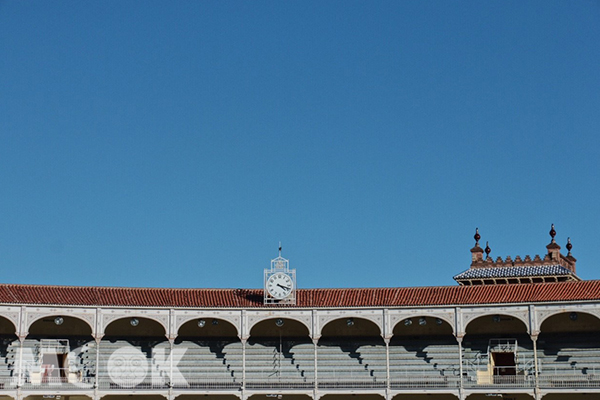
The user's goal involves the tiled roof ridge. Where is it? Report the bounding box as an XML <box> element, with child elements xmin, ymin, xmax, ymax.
<box><xmin>0</xmin><ymin>282</ymin><xmax>468</xmax><ymax>292</ymax></box>
<box><xmin>0</xmin><ymin>280</ymin><xmax>600</xmax><ymax>308</ymax></box>
<box><xmin>0</xmin><ymin>283</ymin><xmax>240</xmax><ymax>291</ymax></box>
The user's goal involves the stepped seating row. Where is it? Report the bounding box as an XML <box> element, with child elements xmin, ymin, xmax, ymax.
<box><xmin>389</xmin><ymin>342</ymin><xmax>460</xmax><ymax>376</ymax></box>
<box><xmin>537</xmin><ymin>337</ymin><xmax>600</xmax><ymax>375</ymax></box>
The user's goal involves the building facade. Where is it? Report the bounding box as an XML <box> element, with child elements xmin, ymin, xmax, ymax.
<box><xmin>0</xmin><ymin>227</ymin><xmax>599</xmax><ymax>400</ymax></box>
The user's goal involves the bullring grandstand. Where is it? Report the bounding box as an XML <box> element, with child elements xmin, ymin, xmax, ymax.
<box><xmin>0</xmin><ymin>226</ymin><xmax>599</xmax><ymax>400</ymax></box>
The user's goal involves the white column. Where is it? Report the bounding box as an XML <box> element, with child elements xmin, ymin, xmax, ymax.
<box><xmin>241</xmin><ymin>338</ymin><xmax>247</xmax><ymax>388</ymax></box>
<box><xmin>17</xmin><ymin>335</ymin><xmax>25</xmax><ymax>387</ymax></box>
<box><xmin>384</xmin><ymin>337</ymin><xmax>390</xmax><ymax>389</ymax></box>
<box><xmin>169</xmin><ymin>338</ymin><xmax>175</xmax><ymax>387</ymax></box>
<box><xmin>532</xmin><ymin>334</ymin><xmax>540</xmax><ymax>394</ymax></box>
<box><xmin>94</xmin><ymin>335</ymin><xmax>101</xmax><ymax>388</ymax></box>
<box><xmin>312</xmin><ymin>337</ymin><xmax>318</xmax><ymax>389</ymax></box>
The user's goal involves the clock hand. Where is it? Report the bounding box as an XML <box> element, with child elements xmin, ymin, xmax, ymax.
<box><xmin>277</xmin><ymin>284</ymin><xmax>291</xmax><ymax>291</ymax></box>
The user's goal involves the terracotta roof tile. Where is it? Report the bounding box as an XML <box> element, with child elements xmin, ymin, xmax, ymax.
<box><xmin>0</xmin><ymin>281</ymin><xmax>599</xmax><ymax>308</ymax></box>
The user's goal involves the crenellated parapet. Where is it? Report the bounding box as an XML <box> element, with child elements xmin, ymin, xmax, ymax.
<box><xmin>456</xmin><ymin>225</ymin><xmax>579</xmax><ymax>285</ymax></box>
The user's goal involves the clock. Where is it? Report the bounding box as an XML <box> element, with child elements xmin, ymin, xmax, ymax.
<box><xmin>266</xmin><ymin>272</ymin><xmax>294</xmax><ymax>299</ymax></box>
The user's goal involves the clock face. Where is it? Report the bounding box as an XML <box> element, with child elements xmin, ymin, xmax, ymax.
<box><xmin>266</xmin><ymin>273</ymin><xmax>294</xmax><ymax>299</ymax></box>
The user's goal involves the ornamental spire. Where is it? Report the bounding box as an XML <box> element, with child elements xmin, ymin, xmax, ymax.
<box><xmin>470</xmin><ymin>228</ymin><xmax>484</xmax><ymax>264</ymax></box>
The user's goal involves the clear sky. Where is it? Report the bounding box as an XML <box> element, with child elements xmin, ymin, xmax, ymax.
<box><xmin>1</xmin><ymin>1</ymin><xmax>599</xmax><ymax>290</ymax></box>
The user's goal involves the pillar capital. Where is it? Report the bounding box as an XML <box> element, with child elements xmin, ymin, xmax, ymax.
<box><xmin>93</xmin><ymin>333</ymin><xmax>104</xmax><ymax>343</ymax></box>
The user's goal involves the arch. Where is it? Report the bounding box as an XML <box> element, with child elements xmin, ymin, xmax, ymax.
<box><xmin>249</xmin><ymin>317</ymin><xmax>310</xmax><ymax>338</ymax></box>
<box><xmin>25</xmin><ymin>396</ymin><xmax>94</xmax><ymax>400</ymax></box>
<box><xmin>104</xmin><ymin>316</ymin><xmax>166</xmax><ymax>338</ymax></box>
<box><xmin>319</xmin><ymin>313</ymin><xmax>383</xmax><ymax>337</ymax></box>
<box><xmin>0</xmin><ymin>315</ymin><xmax>17</xmax><ymax>336</ymax></box>
<box><xmin>248</xmin><ymin>395</ymin><xmax>312</xmax><ymax>400</ymax></box>
<box><xmin>542</xmin><ymin>394</ymin><xmax>600</xmax><ymax>400</ymax></box>
<box><xmin>464</xmin><ymin>313</ymin><xmax>529</xmax><ymax>336</ymax></box>
<box><xmin>320</xmin><ymin>394</ymin><xmax>385</xmax><ymax>400</ymax></box>
<box><xmin>176</xmin><ymin>395</ymin><xmax>241</xmax><ymax>400</ymax></box>
<box><xmin>393</xmin><ymin>316</ymin><xmax>454</xmax><ymax>337</ymax></box>
<box><xmin>539</xmin><ymin>309</ymin><xmax>600</xmax><ymax>333</ymax></box>
<box><xmin>466</xmin><ymin>395</ymin><xmax>534</xmax><ymax>400</ymax></box>
<box><xmin>27</xmin><ymin>314</ymin><xmax>93</xmax><ymax>337</ymax></box>
<box><xmin>178</xmin><ymin>317</ymin><xmax>238</xmax><ymax>338</ymax></box>
<box><xmin>175</xmin><ymin>314</ymin><xmax>240</xmax><ymax>337</ymax></box>
<box><xmin>247</xmin><ymin>315</ymin><xmax>311</xmax><ymax>337</ymax></box>
<box><xmin>101</xmin><ymin>396</ymin><xmax>168</xmax><ymax>400</ymax></box>
<box><xmin>393</xmin><ymin>395</ymin><xmax>459</xmax><ymax>400</ymax></box>
<box><xmin>320</xmin><ymin>317</ymin><xmax>381</xmax><ymax>338</ymax></box>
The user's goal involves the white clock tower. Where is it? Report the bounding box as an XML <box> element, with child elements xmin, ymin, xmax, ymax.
<box><xmin>264</xmin><ymin>244</ymin><xmax>297</xmax><ymax>305</ymax></box>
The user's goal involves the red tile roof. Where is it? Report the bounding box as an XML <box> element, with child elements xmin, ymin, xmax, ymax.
<box><xmin>0</xmin><ymin>280</ymin><xmax>599</xmax><ymax>308</ymax></box>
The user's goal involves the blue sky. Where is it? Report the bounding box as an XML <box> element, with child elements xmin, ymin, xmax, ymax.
<box><xmin>1</xmin><ymin>1</ymin><xmax>599</xmax><ymax>289</ymax></box>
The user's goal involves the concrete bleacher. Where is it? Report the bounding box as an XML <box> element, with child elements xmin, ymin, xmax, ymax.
<box><xmin>97</xmin><ymin>339</ymin><xmax>168</xmax><ymax>389</ymax></box>
<box><xmin>389</xmin><ymin>338</ymin><xmax>460</xmax><ymax>378</ymax></box>
<box><xmin>317</xmin><ymin>339</ymin><xmax>386</xmax><ymax>388</ymax></box>
<box><xmin>163</xmin><ymin>340</ymin><xmax>242</xmax><ymax>388</ymax></box>
<box><xmin>538</xmin><ymin>333</ymin><xmax>600</xmax><ymax>377</ymax></box>
<box><xmin>0</xmin><ymin>338</ymin><xmax>96</xmax><ymax>389</ymax></box>
<box><xmin>245</xmin><ymin>340</ymin><xmax>313</xmax><ymax>388</ymax></box>
<box><xmin>0</xmin><ymin>337</ymin><xmax>18</xmax><ymax>388</ymax></box>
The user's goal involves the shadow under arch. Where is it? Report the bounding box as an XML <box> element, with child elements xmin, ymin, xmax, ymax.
<box><xmin>248</xmin><ymin>395</ymin><xmax>312</xmax><ymax>400</ymax></box>
<box><xmin>393</xmin><ymin>394</ymin><xmax>459</xmax><ymax>400</ymax></box>
<box><xmin>539</xmin><ymin>310</ymin><xmax>600</xmax><ymax>334</ymax></box>
<box><xmin>466</xmin><ymin>395</ymin><xmax>534</xmax><ymax>400</ymax></box>
<box><xmin>321</xmin><ymin>394</ymin><xmax>385</xmax><ymax>400</ymax></box>
<box><xmin>178</xmin><ymin>317</ymin><xmax>238</xmax><ymax>339</ymax></box>
<box><xmin>393</xmin><ymin>316</ymin><xmax>454</xmax><ymax>337</ymax></box>
<box><xmin>250</xmin><ymin>318</ymin><xmax>310</xmax><ymax>339</ymax></box>
<box><xmin>26</xmin><ymin>396</ymin><xmax>94</xmax><ymax>400</ymax></box>
<box><xmin>542</xmin><ymin>394</ymin><xmax>600</xmax><ymax>400</ymax></box>
<box><xmin>320</xmin><ymin>317</ymin><xmax>381</xmax><ymax>338</ymax></box>
<box><xmin>28</xmin><ymin>315</ymin><xmax>93</xmax><ymax>338</ymax></box>
<box><xmin>101</xmin><ymin>396</ymin><xmax>168</xmax><ymax>400</ymax></box>
<box><xmin>465</xmin><ymin>313</ymin><xmax>529</xmax><ymax>336</ymax></box>
<box><xmin>0</xmin><ymin>316</ymin><xmax>17</xmax><ymax>336</ymax></box>
<box><xmin>104</xmin><ymin>316</ymin><xmax>166</xmax><ymax>339</ymax></box>
<box><xmin>176</xmin><ymin>396</ymin><xmax>241</xmax><ymax>400</ymax></box>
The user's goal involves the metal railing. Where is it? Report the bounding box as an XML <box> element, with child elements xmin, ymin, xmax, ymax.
<box><xmin>172</xmin><ymin>378</ymin><xmax>242</xmax><ymax>390</ymax></box>
<box><xmin>488</xmin><ymin>338</ymin><xmax>517</xmax><ymax>354</ymax></box>
<box><xmin>98</xmin><ymin>379</ymin><xmax>170</xmax><ymax>390</ymax></box>
<box><xmin>463</xmin><ymin>374</ymin><xmax>535</xmax><ymax>388</ymax></box>
<box><xmin>7</xmin><ymin>364</ymin><xmax>600</xmax><ymax>391</ymax></box>
<box><xmin>390</xmin><ymin>375</ymin><xmax>460</xmax><ymax>389</ymax></box>
<box><xmin>538</xmin><ymin>373</ymin><xmax>600</xmax><ymax>388</ymax></box>
<box><xmin>318</xmin><ymin>370</ymin><xmax>386</xmax><ymax>389</ymax></box>
<box><xmin>38</xmin><ymin>339</ymin><xmax>70</xmax><ymax>355</ymax></box>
